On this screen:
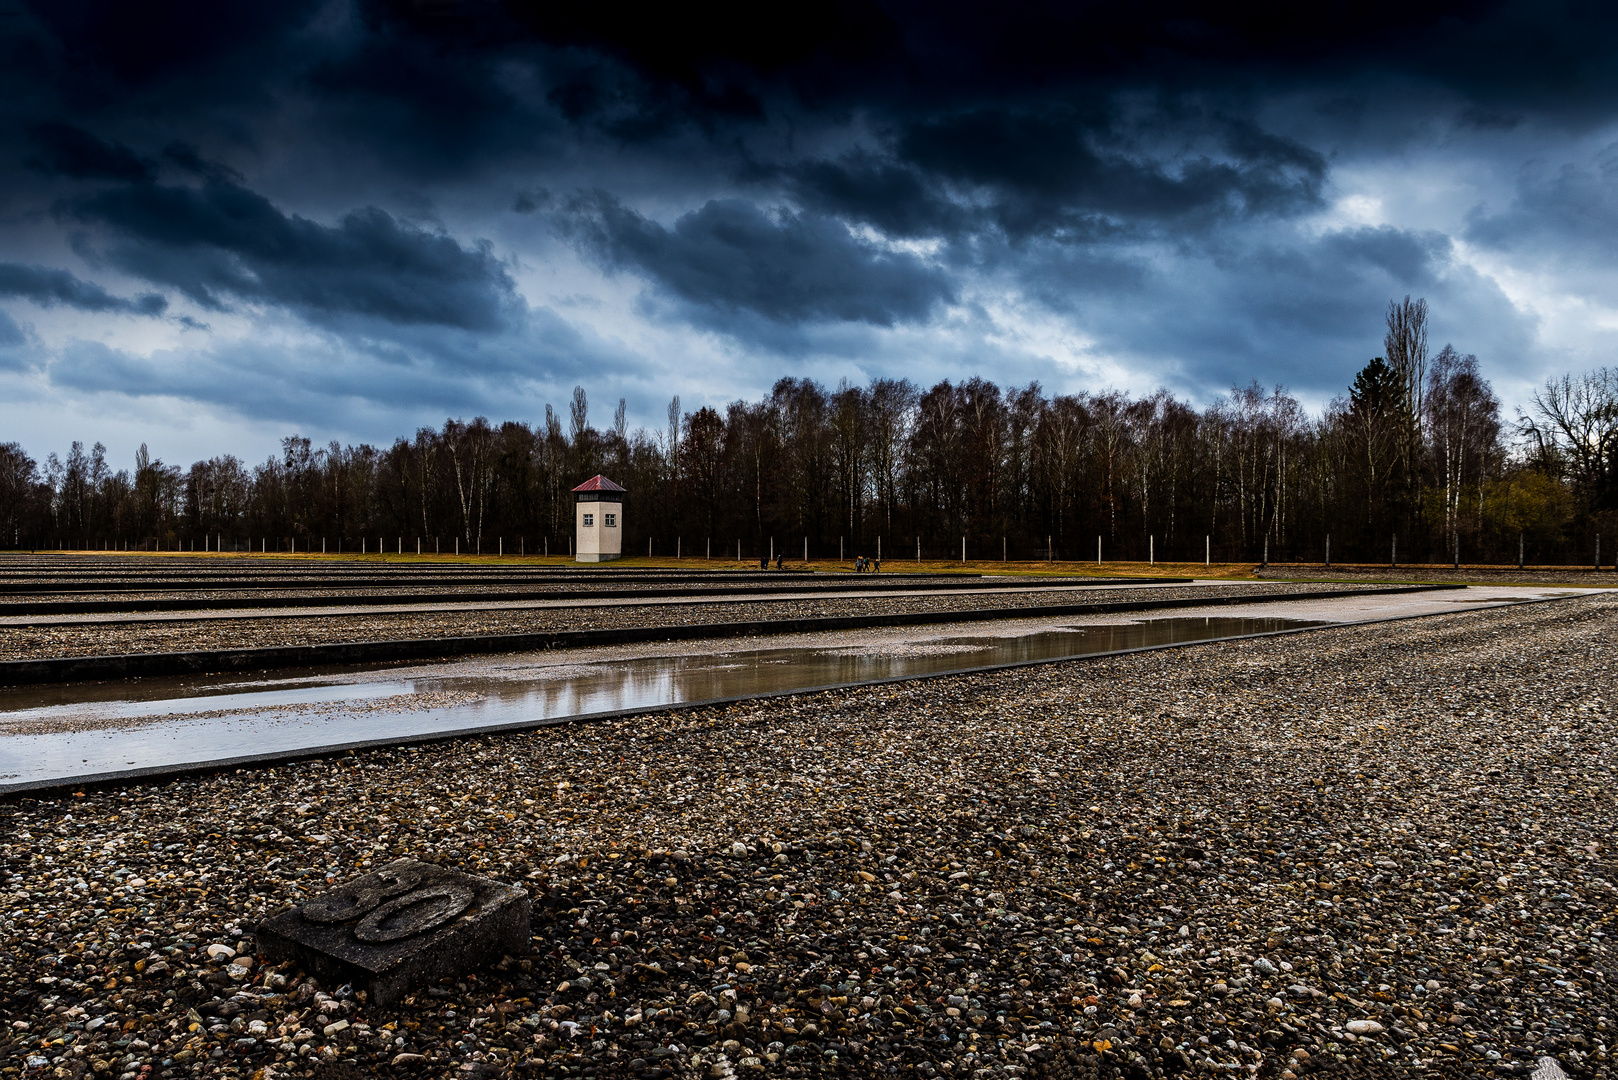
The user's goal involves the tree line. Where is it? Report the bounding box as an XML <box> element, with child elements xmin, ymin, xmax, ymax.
<box><xmin>4</xmin><ymin>298</ymin><xmax>1616</xmax><ymax>564</ymax></box>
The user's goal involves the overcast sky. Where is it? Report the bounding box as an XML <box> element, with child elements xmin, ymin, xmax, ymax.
<box><xmin>3</xmin><ymin>1</ymin><xmax>1617</xmax><ymax>469</ymax></box>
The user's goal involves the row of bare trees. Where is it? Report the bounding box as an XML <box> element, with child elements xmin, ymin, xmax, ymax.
<box><xmin>6</xmin><ymin>298</ymin><xmax>1618</xmax><ymax>563</ymax></box>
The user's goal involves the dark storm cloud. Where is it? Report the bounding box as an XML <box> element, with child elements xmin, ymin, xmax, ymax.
<box><xmin>4</xmin><ymin>0</ymin><xmax>1618</xmax><ymax>448</ymax></box>
<box><xmin>14</xmin><ymin>2</ymin><xmax>321</xmax><ymax>104</ymax></box>
<box><xmin>466</xmin><ymin>0</ymin><xmax>1618</xmax><ymax>162</ymax></box>
<box><xmin>564</xmin><ymin>192</ymin><xmax>953</xmax><ymax>326</ymax></box>
<box><xmin>23</xmin><ymin>122</ymin><xmax>153</xmax><ymax>182</ymax></box>
<box><xmin>1015</xmin><ymin>221</ymin><xmax>1519</xmax><ymax>402</ymax></box>
<box><xmin>63</xmin><ymin>178</ymin><xmax>517</xmax><ymax>330</ymax></box>
<box><xmin>45</xmin><ymin>300</ymin><xmax>647</xmax><ymax>429</ymax></box>
<box><xmin>1464</xmin><ymin>151</ymin><xmax>1618</xmax><ymax>260</ymax></box>
<box><xmin>0</xmin><ymin>309</ymin><xmax>31</xmax><ymax>374</ymax></box>
<box><xmin>784</xmin><ymin>155</ymin><xmax>963</xmax><ymax>240</ymax></box>
<box><xmin>0</xmin><ymin>262</ymin><xmax>167</xmax><ymax>315</ymax></box>
<box><xmin>15</xmin><ymin>2</ymin><xmax>1618</xmax><ymax>185</ymax></box>
<box><xmin>895</xmin><ymin>109</ymin><xmax>1326</xmax><ymax>239</ymax></box>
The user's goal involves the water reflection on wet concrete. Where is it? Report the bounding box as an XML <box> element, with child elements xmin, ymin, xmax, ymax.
<box><xmin>0</xmin><ymin>615</ymin><xmax>1320</xmax><ymax>787</ymax></box>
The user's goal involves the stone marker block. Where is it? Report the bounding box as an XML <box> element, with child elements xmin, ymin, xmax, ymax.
<box><xmin>257</xmin><ymin>858</ymin><xmax>529</xmax><ymax>1006</ymax></box>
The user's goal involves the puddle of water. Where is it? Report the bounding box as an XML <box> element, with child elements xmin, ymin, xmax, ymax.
<box><xmin>0</xmin><ymin>615</ymin><xmax>1322</xmax><ymax>787</ymax></box>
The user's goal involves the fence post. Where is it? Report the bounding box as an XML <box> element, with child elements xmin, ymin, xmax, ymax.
<box><xmin>1391</xmin><ymin>534</ymin><xmax>1396</xmax><ymax>569</ymax></box>
<box><xmin>962</xmin><ymin>536</ymin><xmax>966</xmax><ymax>564</ymax></box>
<box><xmin>1206</xmin><ymin>534</ymin><xmax>1210</xmax><ymax>566</ymax></box>
<box><xmin>1453</xmin><ymin>532</ymin><xmax>1459</xmax><ymax>570</ymax></box>
<box><xmin>1324</xmin><ymin>534</ymin><xmax>1330</xmax><ymax>568</ymax></box>
<box><xmin>877</xmin><ymin>536</ymin><xmax>881</xmax><ymax>563</ymax></box>
<box><xmin>1518</xmin><ymin>531</ymin><xmax>1524</xmax><ymax>570</ymax></box>
<box><xmin>1150</xmin><ymin>535</ymin><xmax>1154</xmax><ymax>565</ymax></box>
<box><xmin>1261</xmin><ymin>535</ymin><xmax>1268</xmax><ymax>569</ymax></box>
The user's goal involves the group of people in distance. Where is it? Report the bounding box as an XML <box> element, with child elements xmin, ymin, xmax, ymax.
<box><xmin>754</xmin><ymin>553</ymin><xmax>880</xmax><ymax>571</ymax></box>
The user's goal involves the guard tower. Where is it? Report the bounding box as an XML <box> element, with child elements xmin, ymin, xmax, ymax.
<box><xmin>572</xmin><ymin>475</ymin><xmax>625</xmax><ymax>562</ymax></box>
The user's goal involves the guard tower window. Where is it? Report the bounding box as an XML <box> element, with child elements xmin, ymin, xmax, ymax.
<box><xmin>582</xmin><ymin>513</ymin><xmax>594</xmax><ymax>527</ymax></box>
<box><xmin>604</xmin><ymin>513</ymin><xmax>617</xmax><ymax>528</ymax></box>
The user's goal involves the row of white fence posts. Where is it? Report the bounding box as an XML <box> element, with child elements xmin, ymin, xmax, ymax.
<box><xmin>97</xmin><ymin>532</ymin><xmax>1601</xmax><ymax>568</ymax></box>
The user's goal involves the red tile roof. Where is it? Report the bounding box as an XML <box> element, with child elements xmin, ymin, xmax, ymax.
<box><xmin>571</xmin><ymin>474</ymin><xmax>626</xmax><ymax>492</ymax></box>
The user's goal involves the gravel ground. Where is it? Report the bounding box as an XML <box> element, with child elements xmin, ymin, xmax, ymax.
<box><xmin>0</xmin><ymin>584</ymin><xmax>959</xmax><ymax>609</ymax></box>
<box><xmin>4</xmin><ymin>594</ymin><xmax>1615</xmax><ymax>1080</ymax></box>
<box><xmin>0</xmin><ymin>582</ymin><xmax>1371</xmax><ymax>662</ymax></box>
<box><xmin>1261</xmin><ymin>567</ymin><xmax>1618</xmax><ymax>587</ymax></box>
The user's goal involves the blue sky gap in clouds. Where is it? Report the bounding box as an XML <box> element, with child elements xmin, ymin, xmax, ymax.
<box><xmin>2</xmin><ymin>0</ymin><xmax>1617</xmax><ymax>466</ymax></box>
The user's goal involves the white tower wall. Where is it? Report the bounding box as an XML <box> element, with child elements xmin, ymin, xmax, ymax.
<box><xmin>575</xmin><ymin>498</ymin><xmax>622</xmax><ymax>562</ymax></box>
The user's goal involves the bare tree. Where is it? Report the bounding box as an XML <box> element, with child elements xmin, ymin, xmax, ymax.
<box><xmin>1385</xmin><ymin>296</ymin><xmax>1429</xmax><ymax>522</ymax></box>
<box><xmin>666</xmin><ymin>395</ymin><xmax>681</xmax><ymax>475</ymax></box>
<box><xmin>867</xmin><ymin>378</ymin><xmax>918</xmax><ymax>533</ymax></box>
<box><xmin>570</xmin><ymin>386</ymin><xmax>589</xmax><ymax>445</ymax></box>
<box><xmin>1427</xmin><ymin>346</ymin><xmax>1501</xmax><ymax>538</ymax></box>
<box><xmin>1522</xmin><ymin>367</ymin><xmax>1618</xmax><ymax>507</ymax></box>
